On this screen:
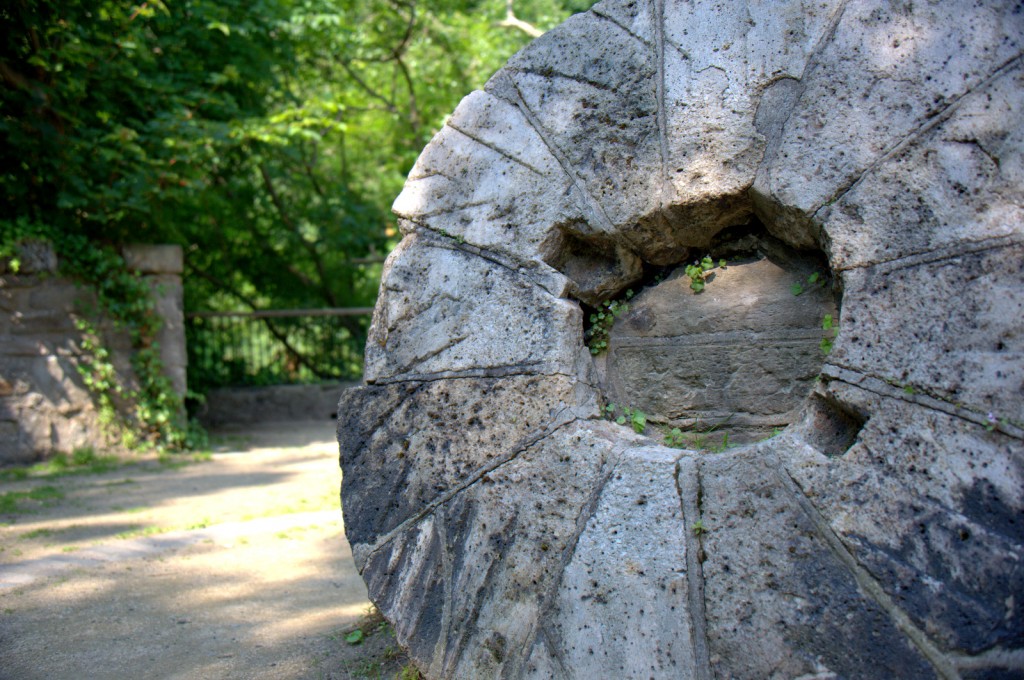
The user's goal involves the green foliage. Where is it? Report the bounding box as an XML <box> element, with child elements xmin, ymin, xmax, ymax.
<box><xmin>684</xmin><ymin>256</ymin><xmax>726</xmax><ymax>293</ymax></box>
<box><xmin>398</xmin><ymin>664</ymin><xmax>424</xmax><ymax>680</ymax></box>
<box><xmin>586</xmin><ymin>290</ymin><xmax>633</xmax><ymax>354</ymax></box>
<box><xmin>604</xmin><ymin>403</ymin><xmax>646</xmax><ymax>434</ymax></box>
<box><xmin>0</xmin><ymin>220</ymin><xmax>195</xmax><ymax>450</ymax></box>
<box><xmin>820</xmin><ymin>312</ymin><xmax>838</xmax><ymax>355</ymax></box>
<box><xmin>663</xmin><ymin>420</ymin><xmax>731</xmax><ymax>452</ymax></box>
<box><xmin>985</xmin><ymin>412</ymin><xmax>1011</xmax><ymax>433</ymax></box>
<box><xmin>1</xmin><ymin>0</ymin><xmax>599</xmax><ymax>397</ymax></box>
<box><xmin>791</xmin><ymin>270</ymin><xmax>826</xmax><ymax>297</ymax></box>
<box><xmin>0</xmin><ymin>486</ymin><xmax>64</xmax><ymax>514</ymax></box>
<box><xmin>0</xmin><ymin>0</ymin><xmax>593</xmax><ymax>313</ymax></box>
<box><xmin>691</xmin><ymin>519</ymin><xmax>706</xmax><ymax>536</ymax></box>
<box><xmin>0</xmin><ymin>449</ymin><xmax>124</xmax><ymax>481</ymax></box>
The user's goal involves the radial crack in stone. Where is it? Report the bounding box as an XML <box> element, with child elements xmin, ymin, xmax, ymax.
<box><xmin>757</xmin><ymin>0</ymin><xmax>1024</xmax><ymax>234</ymax></box>
<box><xmin>486</xmin><ymin>10</ymin><xmax>664</xmax><ymax>244</ymax></box>
<box><xmin>782</xmin><ymin>381</ymin><xmax>1024</xmax><ymax>655</ymax></box>
<box><xmin>364</xmin><ymin>233</ymin><xmax>584</xmax><ymax>384</ymax></box>
<box><xmin>835</xmin><ymin>241</ymin><xmax>1024</xmax><ymax>424</ymax></box>
<box><xmin>393</xmin><ymin>90</ymin><xmax>590</xmax><ymax>267</ymax></box>
<box><xmin>698</xmin><ymin>450</ymin><xmax>938</xmax><ymax>679</ymax></box>
<box><xmin>364</xmin><ymin>421</ymin><xmax>622</xmax><ymax>678</ymax></box>
<box><xmin>523</xmin><ymin>444</ymin><xmax>699</xmax><ymax>679</ymax></box>
<box><xmin>338</xmin><ymin>373</ymin><xmax>596</xmax><ymax>561</ymax></box>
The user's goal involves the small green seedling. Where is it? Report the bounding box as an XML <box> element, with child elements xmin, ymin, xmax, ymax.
<box><xmin>586</xmin><ymin>290</ymin><xmax>634</xmax><ymax>354</ymax></box>
<box><xmin>985</xmin><ymin>413</ymin><xmax>1009</xmax><ymax>433</ymax></box>
<box><xmin>684</xmin><ymin>256</ymin><xmax>726</xmax><ymax>293</ymax></box>
<box><xmin>664</xmin><ymin>427</ymin><xmax>687</xmax><ymax>448</ymax></box>
<box><xmin>345</xmin><ymin>629</ymin><xmax>364</xmax><ymax>645</ymax></box>
<box><xmin>792</xmin><ymin>270</ymin><xmax>827</xmax><ymax>296</ymax></box>
<box><xmin>692</xmin><ymin>520</ymin><xmax>706</xmax><ymax>536</ymax></box>
<box><xmin>820</xmin><ymin>312</ymin><xmax>838</xmax><ymax>355</ymax></box>
<box><xmin>711</xmin><ymin>432</ymin><xmax>729</xmax><ymax>453</ymax></box>
<box><xmin>605</xmin><ymin>403</ymin><xmax>647</xmax><ymax>434</ymax></box>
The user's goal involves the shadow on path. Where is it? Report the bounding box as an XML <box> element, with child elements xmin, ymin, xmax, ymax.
<box><xmin>0</xmin><ymin>420</ymin><xmax>404</xmax><ymax>680</ymax></box>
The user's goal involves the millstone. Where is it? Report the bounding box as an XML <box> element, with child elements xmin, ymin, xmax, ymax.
<box><xmin>338</xmin><ymin>1</ymin><xmax>1024</xmax><ymax>677</ymax></box>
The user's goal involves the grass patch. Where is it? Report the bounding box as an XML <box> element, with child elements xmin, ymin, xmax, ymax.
<box><xmin>0</xmin><ymin>447</ymin><xmax>123</xmax><ymax>481</ymax></box>
<box><xmin>156</xmin><ymin>450</ymin><xmax>213</xmax><ymax>470</ymax></box>
<box><xmin>114</xmin><ymin>525</ymin><xmax>168</xmax><ymax>540</ymax></box>
<box><xmin>102</xmin><ymin>478</ymin><xmax>137</xmax><ymax>487</ymax></box>
<box><xmin>0</xmin><ymin>447</ymin><xmax>213</xmax><ymax>482</ymax></box>
<box><xmin>20</xmin><ymin>527</ymin><xmax>57</xmax><ymax>540</ymax></box>
<box><xmin>0</xmin><ymin>485</ymin><xmax>64</xmax><ymax>514</ymax></box>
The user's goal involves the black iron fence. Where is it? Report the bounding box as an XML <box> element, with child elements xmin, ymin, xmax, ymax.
<box><xmin>185</xmin><ymin>308</ymin><xmax>373</xmax><ymax>392</ymax></box>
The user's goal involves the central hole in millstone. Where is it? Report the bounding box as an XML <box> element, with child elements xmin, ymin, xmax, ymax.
<box><xmin>591</xmin><ymin>221</ymin><xmax>839</xmax><ymax>447</ymax></box>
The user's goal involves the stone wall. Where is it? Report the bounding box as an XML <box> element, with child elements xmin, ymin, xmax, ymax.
<box><xmin>338</xmin><ymin>1</ymin><xmax>1024</xmax><ymax>678</ymax></box>
<box><xmin>197</xmin><ymin>382</ymin><xmax>356</xmax><ymax>428</ymax></box>
<box><xmin>0</xmin><ymin>243</ymin><xmax>185</xmax><ymax>464</ymax></box>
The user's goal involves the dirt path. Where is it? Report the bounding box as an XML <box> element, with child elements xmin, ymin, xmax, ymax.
<box><xmin>0</xmin><ymin>421</ymin><xmax>409</xmax><ymax>680</ymax></box>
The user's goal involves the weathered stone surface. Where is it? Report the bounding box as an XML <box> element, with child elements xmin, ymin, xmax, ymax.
<box><xmin>354</xmin><ymin>421</ymin><xmax>622</xmax><ymax>678</ymax></box>
<box><xmin>529</xmin><ymin>444</ymin><xmax>696</xmax><ymax>678</ymax></box>
<box><xmin>340</xmin><ymin>1</ymin><xmax>1024</xmax><ymax>677</ymax></box>
<box><xmin>393</xmin><ymin>91</ymin><xmax>583</xmax><ymax>265</ymax></box>
<box><xmin>487</xmin><ymin>9</ymin><xmax>663</xmax><ymax>252</ymax></box>
<box><xmin>698</xmin><ymin>449</ymin><xmax>936</xmax><ymax>679</ymax></box>
<box><xmin>783</xmin><ymin>380</ymin><xmax>1024</xmax><ymax>655</ymax></box>
<box><xmin>822</xmin><ymin>64</ymin><xmax>1024</xmax><ymax>270</ymax></box>
<box><xmin>755</xmin><ymin>0</ymin><xmax>1024</xmax><ymax>243</ymax></box>
<box><xmin>364</xmin><ymin>233</ymin><xmax>583</xmax><ymax>383</ymax></box>
<box><xmin>338</xmin><ymin>374</ymin><xmax>598</xmax><ymax>560</ymax></box>
<box><xmin>833</xmin><ymin>240</ymin><xmax>1024</xmax><ymax>423</ymax></box>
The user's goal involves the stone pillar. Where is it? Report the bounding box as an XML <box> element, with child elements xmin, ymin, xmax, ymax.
<box><xmin>121</xmin><ymin>245</ymin><xmax>187</xmax><ymax>398</ymax></box>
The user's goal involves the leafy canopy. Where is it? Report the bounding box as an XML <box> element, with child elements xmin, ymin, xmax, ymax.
<box><xmin>2</xmin><ymin>0</ymin><xmax>597</xmax><ymax>313</ymax></box>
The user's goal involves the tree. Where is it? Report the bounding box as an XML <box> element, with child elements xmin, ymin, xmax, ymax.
<box><xmin>2</xmin><ymin>0</ymin><xmax>598</xmax><ymax>398</ymax></box>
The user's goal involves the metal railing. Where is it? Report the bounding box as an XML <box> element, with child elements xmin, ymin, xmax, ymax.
<box><xmin>185</xmin><ymin>308</ymin><xmax>373</xmax><ymax>391</ymax></box>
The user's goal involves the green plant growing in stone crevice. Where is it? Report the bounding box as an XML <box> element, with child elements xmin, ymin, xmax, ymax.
<box><xmin>663</xmin><ymin>418</ymin><xmax>732</xmax><ymax>452</ymax></box>
<box><xmin>586</xmin><ymin>289</ymin><xmax>634</xmax><ymax>355</ymax></box>
<box><xmin>820</xmin><ymin>313</ymin><xmax>838</xmax><ymax>355</ymax></box>
<box><xmin>791</xmin><ymin>270</ymin><xmax>827</xmax><ymax>297</ymax></box>
<box><xmin>664</xmin><ymin>427</ymin><xmax>731</xmax><ymax>452</ymax></box>
<box><xmin>604</xmin><ymin>403</ymin><xmax>647</xmax><ymax>434</ymax></box>
<box><xmin>684</xmin><ymin>256</ymin><xmax>727</xmax><ymax>293</ymax></box>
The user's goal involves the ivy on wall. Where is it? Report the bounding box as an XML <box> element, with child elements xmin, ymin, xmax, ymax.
<box><xmin>1</xmin><ymin>218</ymin><xmax>202</xmax><ymax>451</ymax></box>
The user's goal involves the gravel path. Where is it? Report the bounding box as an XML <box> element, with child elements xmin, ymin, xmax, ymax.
<box><xmin>0</xmin><ymin>421</ymin><xmax>408</xmax><ymax>680</ymax></box>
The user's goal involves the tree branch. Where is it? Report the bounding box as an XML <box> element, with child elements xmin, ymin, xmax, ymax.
<box><xmin>258</xmin><ymin>163</ymin><xmax>338</xmax><ymax>307</ymax></box>
<box><xmin>497</xmin><ymin>0</ymin><xmax>543</xmax><ymax>38</ymax></box>
<box><xmin>338</xmin><ymin>60</ymin><xmax>397</xmax><ymax>112</ymax></box>
<box><xmin>393</xmin><ymin>54</ymin><xmax>421</xmax><ymax>135</ymax></box>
